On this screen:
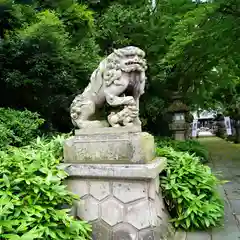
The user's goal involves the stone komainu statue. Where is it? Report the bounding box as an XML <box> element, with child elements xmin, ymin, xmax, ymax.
<box><xmin>70</xmin><ymin>46</ymin><xmax>147</xmax><ymax>129</ymax></box>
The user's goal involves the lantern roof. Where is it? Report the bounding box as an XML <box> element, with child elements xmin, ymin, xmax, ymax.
<box><xmin>168</xmin><ymin>100</ymin><xmax>189</xmax><ymax>113</ymax></box>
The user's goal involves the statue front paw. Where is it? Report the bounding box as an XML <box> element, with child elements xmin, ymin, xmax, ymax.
<box><xmin>124</xmin><ymin>96</ymin><xmax>136</xmax><ymax>106</ymax></box>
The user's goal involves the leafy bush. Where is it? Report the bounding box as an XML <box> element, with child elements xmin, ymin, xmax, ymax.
<box><xmin>0</xmin><ymin>135</ymin><xmax>91</xmax><ymax>240</ymax></box>
<box><xmin>156</xmin><ymin>137</ymin><xmax>209</xmax><ymax>163</ymax></box>
<box><xmin>0</xmin><ymin>108</ymin><xmax>44</xmax><ymax>148</ymax></box>
<box><xmin>157</xmin><ymin>147</ymin><xmax>224</xmax><ymax>230</ymax></box>
<box><xmin>0</xmin><ymin>124</ymin><xmax>13</xmax><ymax>149</ymax></box>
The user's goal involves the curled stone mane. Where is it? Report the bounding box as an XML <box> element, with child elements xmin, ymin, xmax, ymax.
<box><xmin>98</xmin><ymin>46</ymin><xmax>146</xmax><ymax>87</ymax></box>
<box><xmin>99</xmin><ymin>53</ymin><xmax>122</xmax><ymax>87</ymax></box>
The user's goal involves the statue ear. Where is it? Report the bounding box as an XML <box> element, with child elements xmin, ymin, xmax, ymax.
<box><xmin>114</xmin><ymin>48</ymin><xmax>123</xmax><ymax>58</ymax></box>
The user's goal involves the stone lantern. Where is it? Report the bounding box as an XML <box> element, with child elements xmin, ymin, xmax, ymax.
<box><xmin>167</xmin><ymin>92</ymin><xmax>189</xmax><ymax>141</ymax></box>
<box><xmin>185</xmin><ymin>112</ymin><xmax>194</xmax><ymax>139</ymax></box>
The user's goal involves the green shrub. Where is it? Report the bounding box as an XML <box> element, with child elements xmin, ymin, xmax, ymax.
<box><xmin>0</xmin><ymin>124</ymin><xmax>13</xmax><ymax>149</ymax></box>
<box><xmin>0</xmin><ymin>135</ymin><xmax>91</xmax><ymax>240</ymax></box>
<box><xmin>155</xmin><ymin>137</ymin><xmax>209</xmax><ymax>163</ymax></box>
<box><xmin>0</xmin><ymin>108</ymin><xmax>44</xmax><ymax>148</ymax></box>
<box><xmin>157</xmin><ymin>147</ymin><xmax>224</xmax><ymax>230</ymax></box>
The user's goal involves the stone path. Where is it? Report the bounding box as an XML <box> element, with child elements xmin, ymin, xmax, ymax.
<box><xmin>174</xmin><ymin>137</ymin><xmax>240</xmax><ymax>240</ymax></box>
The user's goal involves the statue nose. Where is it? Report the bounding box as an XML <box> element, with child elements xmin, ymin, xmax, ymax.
<box><xmin>133</xmin><ymin>56</ymin><xmax>139</xmax><ymax>62</ymax></box>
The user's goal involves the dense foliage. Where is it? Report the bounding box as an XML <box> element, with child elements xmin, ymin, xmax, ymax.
<box><xmin>157</xmin><ymin>147</ymin><xmax>224</xmax><ymax>230</ymax></box>
<box><xmin>156</xmin><ymin>137</ymin><xmax>209</xmax><ymax>163</ymax></box>
<box><xmin>93</xmin><ymin>0</ymin><xmax>240</xmax><ymax>134</ymax></box>
<box><xmin>0</xmin><ymin>108</ymin><xmax>44</xmax><ymax>149</ymax></box>
<box><xmin>0</xmin><ymin>135</ymin><xmax>91</xmax><ymax>240</ymax></box>
<box><xmin>0</xmin><ymin>0</ymin><xmax>100</xmax><ymax>131</ymax></box>
<box><xmin>0</xmin><ymin>0</ymin><xmax>239</xmax><ymax>134</ymax></box>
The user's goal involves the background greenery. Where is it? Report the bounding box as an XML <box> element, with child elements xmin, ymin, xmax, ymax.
<box><xmin>0</xmin><ymin>108</ymin><xmax>44</xmax><ymax>149</ymax></box>
<box><xmin>0</xmin><ymin>0</ymin><xmax>238</xmax><ymax>135</ymax></box>
<box><xmin>156</xmin><ymin>137</ymin><xmax>209</xmax><ymax>163</ymax></box>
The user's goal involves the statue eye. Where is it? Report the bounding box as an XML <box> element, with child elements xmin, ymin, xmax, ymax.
<box><xmin>126</xmin><ymin>54</ymin><xmax>135</xmax><ymax>58</ymax></box>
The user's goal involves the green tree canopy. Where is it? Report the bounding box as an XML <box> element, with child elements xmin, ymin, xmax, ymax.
<box><xmin>0</xmin><ymin>0</ymin><xmax>100</xmax><ymax>131</ymax></box>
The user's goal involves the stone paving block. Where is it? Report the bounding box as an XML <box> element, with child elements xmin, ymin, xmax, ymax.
<box><xmin>91</xmin><ymin>220</ymin><xmax>111</xmax><ymax>240</ymax></box>
<box><xmin>89</xmin><ymin>180</ymin><xmax>110</xmax><ymax>201</ymax></box>
<box><xmin>125</xmin><ymin>200</ymin><xmax>151</xmax><ymax>229</ymax></box>
<box><xmin>112</xmin><ymin>223</ymin><xmax>137</xmax><ymax>240</ymax></box>
<box><xmin>173</xmin><ymin>231</ymin><xmax>186</xmax><ymax>240</ymax></box>
<box><xmin>215</xmin><ymin>167</ymin><xmax>240</xmax><ymax>183</ymax></box>
<box><xmin>101</xmin><ymin>198</ymin><xmax>124</xmax><ymax>226</ymax></box>
<box><xmin>139</xmin><ymin>229</ymin><xmax>154</xmax><ymax>240</ymax></box>
<box><xmin>65</xmin><ymin>179</ymin><xmax>89</xmax><ymax>197</ymax></box>
<box><xmin>154</xmin><ymin>225</ymin><xmax>172</xmax><ymax>240</ymax></box>
<box><xmin>211</xmin><ymin>225</ymin><xmax>240</xmax><ymax>240</ymax></box>
<box><xmin>77</xmin><ymin>196</ymin><xmax>99</xmax><ymax>221</ymax></box>
<box><xmin>113</xmin><ymin>181</ymin><xmax>147</xmax><ymax>203</ymax></box>
<box><xmin>224</xmin><ymin>182</ymin><xmax>240</xmax><ymax>200</ymax></box>
<box><xmin>217</xmin><ymin>185</ymin><xmax>225</xmax><ymax>198</ymax></box>
<box><xmin>212</xmin><ymin>198</ymin><xmax>240</xmax><ymax>240</ymax></box>
<box><xmin>236</xmin><ymin>215</ymin><xmax>240</xmax><ymax>224</ymax></box>
<box><xmin>186</xmin><ymin>232</ymin><xmax>211</xmax><ymax>240</ymax></box>
<box><xmin>229</xmin><ymin>200</ymin><xmax>240</xmax><ymax>215</ymax></box>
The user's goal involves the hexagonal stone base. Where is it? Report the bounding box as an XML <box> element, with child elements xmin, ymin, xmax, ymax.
<box><xmin>62</xmin><ymin>158</ymin><xmax>174</xmax><ymax>240</ymax></box>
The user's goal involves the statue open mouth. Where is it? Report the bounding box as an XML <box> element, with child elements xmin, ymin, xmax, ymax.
<box><xmin>123</xmin><ymin>61</ymin><xmax>143</xmax><ymax>72</ymax></box>
<box><xmin>125</xmin><ymin>61</ymin><xmax>141</xmax><ymax>65</ymax></box>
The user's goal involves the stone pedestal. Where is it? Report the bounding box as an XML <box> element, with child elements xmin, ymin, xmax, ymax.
<box><xmin>64</xmin><ymin>127</ymin><xmax>155</xmax><ymax>164</ymax></box>
<box><xmin>62</xmin><ymin>128</ymin><xmax>173</xmax><ymax>240</ymax></box>
<box><xmin>62</xmin><ymin>158</ymin><xmax>173</xmax><ymax>240</ymax></box>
